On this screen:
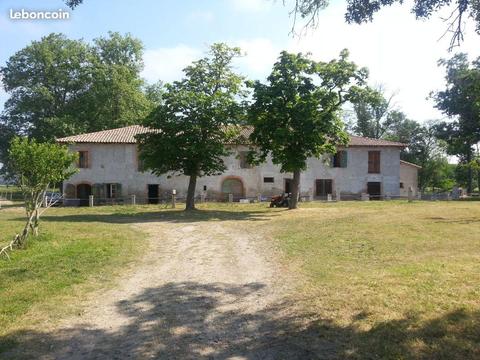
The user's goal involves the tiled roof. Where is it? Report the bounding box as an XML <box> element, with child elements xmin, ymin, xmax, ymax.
<box><xmin>57</xmin><ymin>125</ymin><xmax>406</xmax><ymax>148</ymax></box>
<box><xmin>57</xmin><ymin>125</ymin><xmax>152</xmax><ymax>144</ymax></box>
<box><xmin>348</xmin><ymin>135</ymin><xmax>405</xmax><ymax>147</ymax></box>
<box><xmin>400</xmin><ymin>160</ymin><xmax>422</xmax><ymax>168</ymax></box>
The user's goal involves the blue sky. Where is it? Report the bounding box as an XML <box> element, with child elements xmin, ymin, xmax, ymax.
<box><xmin>1</xmin><ymin>0</ymin><xmax>479</xmax><ymax>122</ymax></box>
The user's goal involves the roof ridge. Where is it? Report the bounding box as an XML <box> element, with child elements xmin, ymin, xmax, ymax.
<box><xmin>57</xmin><ymin>125</ymin><xmax>405</xmax><ymax>147</ymax></box>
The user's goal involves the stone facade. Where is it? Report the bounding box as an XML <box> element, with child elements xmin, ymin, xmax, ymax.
<box><xmin>399</xmin><ymin>160</ymin><xmax>421</xmax><ymax>197</ymax></box>
<box><xmin>63</xmin><ymin>142</ymin><xmax>405</xmax><ymax>203</ymax></box>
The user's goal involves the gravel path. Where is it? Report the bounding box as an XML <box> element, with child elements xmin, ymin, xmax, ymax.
<box><xmin>6</xmin><ymin>217</ymin><xmax>325</xmax><ymax>359</ymax></box>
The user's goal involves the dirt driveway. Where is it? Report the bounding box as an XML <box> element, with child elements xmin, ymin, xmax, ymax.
<box><xmin>5</xmin><ymin>215</ymin><xmax>326</xmax><ymax>359</ymax></box>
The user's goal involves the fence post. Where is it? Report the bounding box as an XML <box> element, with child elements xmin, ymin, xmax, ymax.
<box><xmin>201</xmin><ymin>192</ymin><xmax>206</xmax><ymax>203</ymax></box>
<box><xmin>89</xmin><ymin>195</ymin><xmax>94</xmax><ymax>207</ymax></box>
<box><xmin>257</xmin><ymin>193</ymin><xmax>262</xmax><ymax>203</ymax></box>
<box><xmin>408</xmin><ymin>187</ymin><xmax>413</xmax><ymax>203</ymax></box>
<box><xmin>228</xmin><ymin>193</ymin><xmax>233</xmax><ymax>203</ymax></box>
<box><xmin>131</xmin><ymin>194</ymin><xmax>136</xmax><ymax>206</ymax></box>
<box><xmin>172</xmin><ymin>189</ymin><xmax>176</xmax><ymax>209</ymax></box>
<box><xmin>335</xmin><ymin>190</ymin><xmax>341</xmax><ymax>202</ymax></box>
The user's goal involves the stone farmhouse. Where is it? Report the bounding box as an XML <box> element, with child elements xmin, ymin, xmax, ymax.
<box><xmin>57</xmin><ymin>125</ymin><xmax>419</xmax><ymax>204</ymax></box>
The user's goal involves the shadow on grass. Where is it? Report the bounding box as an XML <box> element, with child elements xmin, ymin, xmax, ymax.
<box><xmin>30</xmin><ymin>208</ymin><xmax>282</xmax><ymax>225</ymax></box>
<box><xmin>424</xmin><ymin>216</ymin><xmax>480</xmax><ymax>224</ymax></box>
<box><xmin>1</xmin><ymin>281</ymin><xmax>479</xmax><ymax>359</ymax></box>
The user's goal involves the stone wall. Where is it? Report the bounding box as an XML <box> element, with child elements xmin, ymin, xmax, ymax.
<box><xmin>64</xmin><ymin>143</ymin><xmax>403</xmax><ymax>201</ymax></box>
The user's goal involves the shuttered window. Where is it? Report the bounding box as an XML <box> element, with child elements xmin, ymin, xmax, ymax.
<box><xmin>106</xmin><ymin>183</ymin><xmax>122</xmax><ymax>199</ymax></box>
<box><xmin>78</xmin><ymin>151</ymin><xmax>89</xmax><ymax>168</ymax></box>
<box><xmin>315</xmin><ymin>179</ymin><xmax>333</xmax><ymax>196</ymax></box>
<box><xmin>368</xmin><ymin>151</ymin><xmax>381</xmax><ymax>174</ymax></box>
<box><xmin>332</xmin><ymin>150</ymin><xmax>347</xmax><ymax>168</ymax></box>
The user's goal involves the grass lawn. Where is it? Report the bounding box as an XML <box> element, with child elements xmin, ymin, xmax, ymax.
<box><xmin>259</xmin><ymin>200</ymin><xmax>480</xmax><ymax>359</ymax></box>
<box><xmin>0</xmin><ymin>201</ymin><xmax>479</xmax><ymax>358</ymax></box>
<box><xmin>0</xmin><ymin>205</ymin><xmax>147</xmax><ymax>345</ymax></box>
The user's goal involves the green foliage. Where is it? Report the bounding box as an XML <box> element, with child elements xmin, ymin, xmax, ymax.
<box><xmin>291</xmin><ymin>0</ymin><xmax>480</xmax><ymax>48</ymax></box>
<box><xmin>248</xmin><ymin>50</ymin><xmax>366</xmax><ymax>172</ymax></box>
<box><xmin>9</xmin><ymin>138</ymin><xmax>77</xmax><ymax>195</ymax></box>
<box><xmin>247</xmin><ymin>50</ymin><xmax>367</xmax><ymax>207</ymax></box>
<box><xmin>64</xmin><ymin>0</ymin><xmax>83</xmax><ymax>9</ymax></box>
<box><xmin>6</xmin><ymin>138</ymin><xmax>78</xmax><ymax>246</ymax></box>
<box><xmin>351</xmin><ymin>87</ymin><xmax>403</xmax><ymax>139</ymax></box>
<box><xmin>137</xmin><ymin>43</ymin><xmax>246</xmax><ymax>209</ymax></box>
<box><xmin>398</xmin><ymin>122</ymin><xmax>454</xmax><ymax>191</ymax></box>
<box><xmin>0</xmin><ymin>32</ymin><xmax>154</xmax><ymax>172</ymax></box>
<box><xmin>433</xmin><ymin>53</ymin><xmax>480</xmax><ymax>192</ymax></box>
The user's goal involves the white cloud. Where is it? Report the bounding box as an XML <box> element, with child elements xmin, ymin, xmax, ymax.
<box><xmin>187</xmin><ymin>10</ymin><xmax>214</xmax><ymax>23</ymax></box>
<box><xmin>285</xmin><ymin>2</ymin><xmax>480</xmax><ymax>122</ymax></box>
<box><xmin>142</xmin><ymin>45</ymin><xmax>202</xmax><ymax>83</ymax></box>
<box><xmin>142</xmin><ymin>39</ymin><xmax>279</xmax><ymax>84</ymax></box>
<box><xmin>229</xmin><ymin>0</ymin><xmax>271</xmax><ymax>12</ymax></box>
<box><xmin>235</xmin><ymin>38</ymin><xmax>279</xmax><ymax>78</ymax></box>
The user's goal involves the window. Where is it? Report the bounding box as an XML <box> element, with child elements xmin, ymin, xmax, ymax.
<box><xmin>106</xmin><ymin>183</ymin><xmax>117</xmax><ymax>199</ymax></box>
<box><xmin>400</xmin><ymin>182</ymin><xmax>404</xmax><ymax>189</ymax></box>
<box><xmin>263</xmin><ymin>177</ymin><xmax>274</xmax><ymax>183</ymax></box>
<box><xmin>332</xmin><ymin>150</ymin><xmax>347</xmax><ymax>168</ymax></box>
<box><xmin>78</xmin><ymin>151</ymin><xmax>89</xmax><ymax>168</ymax></box>
<box><xmin>368</xmin><ymin>151</ymin><xmax>381</xmax><ymax>174</ymax></box>
<box><xmin>316</xmin><ymin>179</ymin><xmax>333</xmax><ymax>197</ymax></box>
<box><xmin>239</xmin><ymin>151</ymin><xmax>252</xmax><ymax>169</ymax></box>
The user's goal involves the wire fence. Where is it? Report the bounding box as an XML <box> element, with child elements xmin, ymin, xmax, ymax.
<box><xmin>3</xmin><ymin>190</ymin><xmax>478</xmax><ymax>208</ymax></box>
<box><xmin>59</xmin><ymin>192</ymin><xmax>425</xmax><ymax>207</ymax></box>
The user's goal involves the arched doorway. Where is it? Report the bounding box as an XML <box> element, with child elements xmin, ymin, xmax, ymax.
<box><xmin>221</xmin><ymin>177</ymin><xmax>244</xmax><ymax>201</ymax></box>
<box><xmin>77</xmin><ymin>183</ymin><xmax>92</xmax><ymax>206</ymax></box>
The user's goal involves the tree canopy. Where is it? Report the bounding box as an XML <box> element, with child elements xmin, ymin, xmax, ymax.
<box><xmin>137</xmin><ymin>43</ymin><xmax>246</xmax><ymax>210</ymax></box>
<box><xmin>0</xmin><ymin>32</ymin><xmax>158</xmax><ymax>174</ymax></box>
<box><xmin>290</xmin><ymin>0</ymin><xmax>479</xmax><ymax>49</ymax></box>
<box><xmin>248</xmin><ymin>49</ymin><xmax>368</xmax><ymax>209</ymax></box>
<box><xmin>350</xmin><ymin>87</ymin><xmax>402</xmax><ymax>139</ymax></box>
<box><xmin>432</xmin><ymin>53</ymin><xmax>480</xmax><ymax>192</ymax></box>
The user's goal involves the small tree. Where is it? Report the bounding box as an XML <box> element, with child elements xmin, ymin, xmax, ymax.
<box><xmin>137</xmin><ymin>43</ymin><xmax>245</xmax><ymax>210</ymax></box>
<box><xmin>0</xmin><ymin>138</ymin><xmax>77</xmax><ymax>259</ymax></box>
<box><xmin>248</xmin><ymin>50</ymin><xmax>368</xmax><ymax>209</ymax></box>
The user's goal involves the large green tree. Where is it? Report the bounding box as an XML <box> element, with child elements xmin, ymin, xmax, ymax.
<box><xmin>0</xmin><ymin>32</ymin><xmax>155</xmax><ymax>173</ymax></box>
<box><xmin>433</xmin><ymin>53</ymin><xmax>480</xmax><ymax>193</ymax></box>
<box><xmin>137</xmin><ymin>43</ymin><xmax>246</xmax><ymax>211</ymax></box>
<box><xmin>248</xmin><ymin>50</ymin><xmax>368</xmax><ymax>209</ymax></box>
<box><xmin>82</xmin><ymin>32</ymin><xmax>153</xmax><ymax>130</ymax></box>
<box><xmin>1</xmin><ymin>33</ymin><xmax>92</xmax><ymax>141</ymax></box>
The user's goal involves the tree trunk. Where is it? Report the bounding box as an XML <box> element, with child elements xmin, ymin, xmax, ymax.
<box><xmin>289</xmin><ymin>169</ymin><xmax>301</xmax><ymax>210</ymax></box>
<box><xmin>32</xmin><ymin>209</ymin><xmax>40</xmax><ymax>236</ymax></box>
<box><xmin>185</xmin><ymin>174</ymin><xmax>197</xmax><ymax>211</ymax></box>
<box><xmin>477</xmin><ymin>169</ymin><xmax>480</xmax><ymax>193</ymax></box>
<box><xmin>466</xmin><ymin>151</ymin><xmax>473</xmax><ymax>194</ymax></box>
